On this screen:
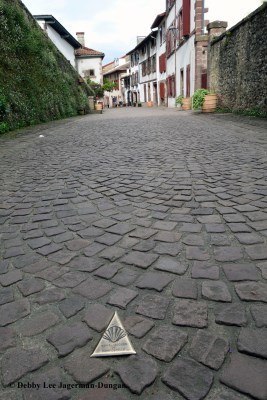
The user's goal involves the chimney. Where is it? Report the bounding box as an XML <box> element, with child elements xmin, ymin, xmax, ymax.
<box><xmin>207</xmin><ymin>21</ymin><xmax>228</xmax><ymax>42</ymax></box>
<box><xmin>76</xmin><ymin>32</ymin><xmax>85</xmax><ymax>46</ymax></box>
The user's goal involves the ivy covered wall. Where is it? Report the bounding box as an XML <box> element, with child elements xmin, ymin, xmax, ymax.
<box><xmin>0</xmin><ymin>0</ymin><xmax>91</xmax><ymax>134</ymax></box>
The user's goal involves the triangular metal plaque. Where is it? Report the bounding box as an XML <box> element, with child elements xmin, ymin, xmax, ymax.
<box><xmin>91</xmin><ymin>311</ymin><xmax>136</xmax><ymax>357</ymax></box>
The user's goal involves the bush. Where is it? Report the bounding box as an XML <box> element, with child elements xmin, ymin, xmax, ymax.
<box><xmin>192</xmin><ymin>89</ymin><xmax>209</xmax><ymax>110</ymax></box>
<box><xmin>175</xmin><ymin>95</ymin><xmax>183</xmax><ymax>106</ymax></box>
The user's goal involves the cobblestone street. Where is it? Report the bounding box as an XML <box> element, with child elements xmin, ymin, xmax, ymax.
<box><xmin>0</xmin><ymin>107</ymin><xmax>267</xmax><ymax>400</ymax></box>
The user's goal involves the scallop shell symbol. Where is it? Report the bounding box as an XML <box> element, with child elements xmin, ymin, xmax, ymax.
<box><xmin>103</xmin><ymin>325</ymin><xmax>127</xmax><ymax>343</ymax></box>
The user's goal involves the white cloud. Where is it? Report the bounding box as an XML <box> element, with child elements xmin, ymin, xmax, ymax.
<box><xmin>205</xmin><ymin>0</ymin><xmax>262</xmax><ymax>28</ymax></box>
<box><xmin>22</xmin><ymin>0</ymin><xmax>262</xmax><ymax>62</ymax></box>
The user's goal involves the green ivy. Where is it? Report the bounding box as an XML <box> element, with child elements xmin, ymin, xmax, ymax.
<box><xmin>0</xmin><ymin>0</ymin><xmax>90</xmax><ymax>134</ymax></box>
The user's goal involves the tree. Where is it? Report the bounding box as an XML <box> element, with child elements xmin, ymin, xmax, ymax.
<box><xmin>86</xmin><ymin>79</ymin><xmax>104</xmax><ymax>98</ymax></box>
<box><xmin>102</xmin><ymin>79</ymin><xmax>117</xmax><ymax>92</ymax></box>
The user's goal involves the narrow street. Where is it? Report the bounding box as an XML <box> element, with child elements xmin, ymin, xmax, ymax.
<box><xmin>0</xmin><ymin>107</ymin><xmax>267</xmax><ymax>400</ymax></box>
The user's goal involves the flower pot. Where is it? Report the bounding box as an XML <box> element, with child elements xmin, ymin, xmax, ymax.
<box><xmin>182</xmin><ymin>98</ymin><xmax>191</xmax><ymax>110</ymax></box>
<box><xmin>95</xmin><ymin>103</ymin><xmax>103</xmax><ymax>111</ymax></box>
<box><xmin>202</xmin><ymin>94</ymin><xmax>218</xmax><ymax>113</ymax></box>
<box><xmin>147</xmin><ymin>101</ymin><xmax>153</xmax><ymax>107</ymax></box>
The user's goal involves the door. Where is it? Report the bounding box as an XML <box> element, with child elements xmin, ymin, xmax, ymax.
<box><xmin>186</xmin><ymin>64</ymin><xmax>191</xmax><ymax>97</ymax></box>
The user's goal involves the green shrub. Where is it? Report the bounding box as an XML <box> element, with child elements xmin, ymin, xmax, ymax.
<box><xmin>192</xmin><ymin>89</ymin><xmax>209</xmax><ymax>110</ymax></box>
<box><xmin>175</xmin><ymin>95</ymin><xmax>183</xmax><ymax>106</ymax></box>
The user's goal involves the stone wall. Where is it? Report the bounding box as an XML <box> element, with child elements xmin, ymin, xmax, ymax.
<box><xmin>208</xmin><ymin>4</ymin><xmax>267</xmax><ymax>116</ymax></box>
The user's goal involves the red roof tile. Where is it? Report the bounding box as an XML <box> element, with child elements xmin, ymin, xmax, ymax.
<box><xmin>75</xmin><ymin>46</ymin><xmax>104</xmax><ymax>58</ymax></box>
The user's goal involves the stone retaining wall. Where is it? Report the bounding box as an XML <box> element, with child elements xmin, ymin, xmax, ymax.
<box><xmin>208</xmin><ymin>4</ymin><xmax>267</xmax><ymax>116</ymax></box>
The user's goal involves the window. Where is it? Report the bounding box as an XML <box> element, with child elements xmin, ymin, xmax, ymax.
<box><xmin>151</xmin><ymin>55</ymin><xmax>156</xmax><ymax>73</ymax></box>
<box><xmin>160</xmin><ymin>23</ymin><xmax>166</xmax><ymax>45</ymax></box>
<box><xmin>159</xmin><ymin>53</ymin><xmax>166</xmax><ymax>73</ymax></box>
<box><xmin>89</xmin><ymin>69</ymin><xmax>95</xmax><ymax>77</ymax></box>
<box><xmin>166</xmin><ymin>21</ymin><xmax>176</xmax><ymax>57</ymax></box>
<box><xmin>142</xmin><ymin>61</ymin><xmax>147</xmax><ymax>77</ymax></box>
<box><xmin>147</xmin><ymin>58</ymin><xmax>151</xmax><ymax>75</ymax></box>
<box><xmin>167</xmin><ymin>74</ymin><xmax>176</xmax><ymax>98</ymax></box>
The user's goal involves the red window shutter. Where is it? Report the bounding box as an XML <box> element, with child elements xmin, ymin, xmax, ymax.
<box><xmin>160</xmin><ymin>82</ymin><xmax>165</xmax><ymax>99</ymax></box>
<box><xmin>182</xmin><ymin>0</ymin><xmax>191</xmax><ymax>37</ymax></box>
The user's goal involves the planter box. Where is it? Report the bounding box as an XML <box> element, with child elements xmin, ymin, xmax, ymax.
<box><xmin>95</xmin><ymin>104</ymin><xmax>103</xmax><ymax>111</ymax></box>
<box><xmin>202</xmin><ymin>94</ymin><xmax>218</xmax><ymax>113</ymax></box>
<box><xmin>182</xmin><ymin>98</ymin><xmax>191</xmax><ymax>110</ymax></box>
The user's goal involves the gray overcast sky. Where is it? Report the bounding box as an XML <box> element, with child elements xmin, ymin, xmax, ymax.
<box><xmin>22</xmin><ymin>0</ymin><xmax>262</xmax><ymax>64</ymax></box>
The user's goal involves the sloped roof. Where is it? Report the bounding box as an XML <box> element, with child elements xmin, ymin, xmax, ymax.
<box><xmin>75</xmin><ymin>46</ymin><xmax>105</xmax><ymax>58</ymax></box>
<box><xmin>151</xmin><ymin>12</ymin><xmax>166</xmax><ymax>29</ymax></box>
<box><xmin>34</xmin><ymin>15</ymin><xmax>81</xmax><ymax>49</ymax></box>
<box><xmin>126</xmin><ymin>32</ymin><xmax>157</xmax><ymax>56</ymax></box>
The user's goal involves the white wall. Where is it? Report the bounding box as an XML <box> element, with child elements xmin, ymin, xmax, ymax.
<box><xmin>165</xmin><ymin>0</ymin><xmax>197</xmax><ymax>107</ymax></box>
<box><xmin>37</xmin><ymin>21</ymin><xmax>76</xmax><ymax>67</ymax></box>
<box><xmin>156</xmin><ymin>20</ymin><xmax>167</xmax><ymax>106</ymax></box>
<box><xmin>175</xmin><ymin>36</ymin><xmax>195</xmax><ymax>97</ymax></box>
<box><xmin>76</xmin><ymin>57</ymin><xmax>103</xmax><ymax>84</ymax></box>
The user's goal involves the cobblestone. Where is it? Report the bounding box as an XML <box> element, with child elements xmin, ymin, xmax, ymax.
<box><xmin>1</xmin><ymin>347</ymin><xmax>49</xmax><ymax>386</ymax></box>
<box><xmin>115</xmin><ymin>355</ymin><xmax>158</xmax><ymax>394</ymax></box>
<box><xmin>162</xmin><ymin>357</ymin><xmax>214</xmax><ymax>400</ymax></box>
<box><xmin>142</xmin><ymin>325</ymin><xmax>188</xmax><ymax>362</ymax></box>
<box><xmin>220</xmin><ymin>353</ymin><xmax>267</xmax><ymax>400</ymax></box>
<box><xmin>0</xmin><ymin>108</ymin><xmax>266</xmax><ymax>399</ymax></box>
<box><xmin>47</xmin><ymin>322</ymin><xmax>92</xmax><ymax>356</ymax></box>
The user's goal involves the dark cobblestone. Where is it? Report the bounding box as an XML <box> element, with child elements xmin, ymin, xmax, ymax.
<box><xmin>0</xmin><ymin>299</ymin><xmax>30</xmax><ymax>326</ymax></box>
<box><xmin>107</xmin><ymin>287</ymin><xmax>138</xmax><ymax>309</ymax></box>
<box><xmin>202</xmin><ymin>281</ymin><xmax>232</xmax><ymax>302</ymax></box>
<box><xmin>64</xmin><ymin>349</ymin><xmax>109</xmax><ymax>383</ymax></box>
<box><xmin>58</xmin><ymin>296</ymin><xmax>85</xmax><ymax>318</ymax></box>
<box><xmin>162</xmin><ymin>357</ymin><xmax>214</xmax><ymax>400</ymax></box>
<box><xmin>123</xmin><ymin>315</ymin><xmax>154</xmax><ymax>338</ymax></box>
<box><xmin>136</xmin><ymin>271</ymin><xmax>173</xmax><ymax>291</ymax></box>
<box><xmin>189</xmin><ymin>330</ymin><xmax>229</xmax><ymax>370</ymax></box>
<box><xmin>19</xmin><ymin>311</ymin><xmax>59</xmax><ymax>336</ymax></box>
<box><xmin>237</xmin><ymin>328</ymin><xmax>267</xmax><ymax>359</ymax></box>
<box><xmin>115</xmin><ymin>355</ymin><xmax>158</xmax><ymax>394</ymax></box>
<box><xmin>1</xmin><ymin>347</ymin><xmax>49</xmax><ymax>386</ymax></box>
<box><xmin>47</xmin><ymin>322</ymin><xmax>92</xmax><ymax>356</ymax></box>
<box><xmin>0</xmin><ymin>327</ymin><xmax>17</xmax><ymax>352</ymax></box>
<box><xmin>0</xmin><ymin>270</ymin><xmax>23</xmax><ymax>286</ymax></box>
<box><xmin>1</xmin><ymin>107</ymin><xmax>267</xmax><ymax>399</ymax></box>
<box><xmin>143</xmin><ymin>325</ymin><xmax>187</xmax><ymax>362</ymax></box>
<box><xmin>220</xmin><ymin>353</ymin><xmax>267</xmax><ymax>400</ymax></box>
<box><xmin>136</xmin><ymin>294</ymin><xmax>170</xmax><ymax>319</ymax></box>
<box><xmin>215</xmin><ymin>304</ymin><xmax>247</xmax><ymax>326</ymax></box>
<box><xmin>172</xmin><ymin>299</ymin><xmax>208</xmax><ymax>328</ymax></box>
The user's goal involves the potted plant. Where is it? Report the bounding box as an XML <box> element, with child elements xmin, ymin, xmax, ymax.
<box><xmin>175</xmin><ymin>95</ymin><xmax>183</xmax><ymax>110</ymax></box>
<box><xmin>138</xmin><ymin>102</ymin><xmax>142</xmax><ymax>107</ymax></box>
<box><xmin>77</xmin><ymin>106</ymin><xmax>85</xmax><ymax>115</ymax></box>
<box><xmin>182</xmin><ymin>97</ymin><xmax>191</xmax><ymax>110</ymax></box>
<box><xmin>192</xmin><ymin>89</ymin><xmax>218</xmax><ymax>113</ymax></box>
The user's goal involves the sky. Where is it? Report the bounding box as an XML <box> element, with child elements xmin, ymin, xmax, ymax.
<box><xmin>22</xmin><ymin>0</ymin><xmax>262</xmax><ymax>64</ymax></box>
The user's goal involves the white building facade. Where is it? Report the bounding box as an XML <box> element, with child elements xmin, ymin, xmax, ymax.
<box><xmin>127</xmin><ymin>34</ymin><xmax>158</xmax><ymax>105</ymax></box>
<box><xmin>75</xmin><ymin>32</ymin><xmax>105</xmax><ymax>85</ymax></box>
<box><xmin>151</xmin><ymin>13</ymin><xmax>167</xmax><ymax>106</ymax></box>
<box><xmin>34</xmin><ymin>15</ymin><xmax>80</xmax><ymax>68</ymax></box>
<box><xmin>103</xmin><ymin>56</ymin><xmax>130</xmax><ymax>107</ymax></box>
<box><xmin>165</xmin><ymin>0</ymin><xmax>208</xmax><ymax>107</ymax></box>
